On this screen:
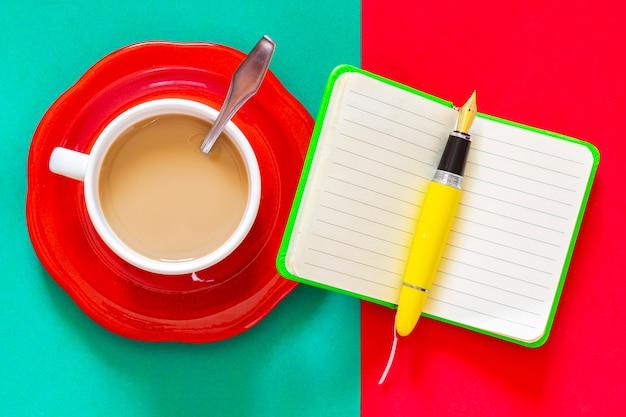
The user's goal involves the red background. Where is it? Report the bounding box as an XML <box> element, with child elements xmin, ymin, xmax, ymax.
<box><xmin>361</xmin><ymin>1</ymin><xmax>626</xmax><ymax>415</ymax></box>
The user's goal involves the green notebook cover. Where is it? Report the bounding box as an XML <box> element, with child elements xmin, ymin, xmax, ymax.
<box><xmin>277</xmin><ymin>65</ymin><xmax>599</xmax><ymax>347</ymax></box>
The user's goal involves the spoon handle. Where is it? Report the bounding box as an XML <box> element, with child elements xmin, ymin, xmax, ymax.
<box><xmin>200</xmin><ymin>36</ymin><xmax>276</xmax><ymax>154</ymax></box>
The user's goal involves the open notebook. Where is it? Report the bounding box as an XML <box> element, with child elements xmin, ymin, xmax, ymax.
<box><xmin>277</xmin><ymin>65</ymin><xmax>599</xmax><ymax>346</ymax></box>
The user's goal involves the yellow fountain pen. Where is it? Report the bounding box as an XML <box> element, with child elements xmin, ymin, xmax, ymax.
<box><xmin>395</xmin><ymin>91</ymin><xmax>477</xmax><ymax>337</ymax></box>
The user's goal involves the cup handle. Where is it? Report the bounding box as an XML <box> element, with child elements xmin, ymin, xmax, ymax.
<box><xmin>49</xmin><ymin>147</ymin><xmax>89</xmax><ymax>181</ymax></box>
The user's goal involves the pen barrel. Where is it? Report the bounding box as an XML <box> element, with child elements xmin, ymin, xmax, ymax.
<box><xmin>437</xmin><ymin>131</ymin><xmax>471</xmax><ymax>177</ymax></box>
<box><xmin>396</xmin><ymin>182</ymin><xmax>462</xmax><ymax>336</ymax></box>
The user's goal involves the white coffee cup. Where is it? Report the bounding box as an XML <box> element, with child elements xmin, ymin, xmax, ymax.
<box><xmin>49</xmin><ymin>98</ymin><xmax>261</xmax><ymax>275</ymax></box>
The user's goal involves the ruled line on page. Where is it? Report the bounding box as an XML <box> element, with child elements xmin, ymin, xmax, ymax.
<box><xmin>314</xmin><ymin>219</ymin><xmax>410</xmax><ymax>249</ymax></box>
<box><xmin>338</xmin><ymin>132</ymin><xmax>436</xmax><ymax>167</ymax></box>
<box><xmin>465</xmin><ymin>161</ymin><xmax>580</xmax><ymax>193</ymax></box>
<box><xmin>446</xmin><ymin>243</ymin><xmax>553</xmax><ymax>276</ymax></box>
<box><xmin>334</xmin><ymin>145</ymin><xmax>432</xmax><ymax>179</ymax></box>
<box><xmin>427</xmin><ymin>296</ymin><xmax>539</xmax><ymax>330</ymax></box>
<box><xmin>331</xmin><ymin>161</ymin><xmax>421</xmax><ymax>192</ymax></box>
<box><xmin>346</xmin><ymin>102</ymin><xmax>445</xmax><ymax>136</ymax></box>
<box><xmin>323</xmin><ymin>190</ymin><xmax>416</xmax><ymax>221</ymax></box>
<box><xmin>450</xmin><ymin>230</ymin><xmax>557</xmax><ymax>262</ymax></box>
<box><xmin>472</xmin><ymin>147</ymin><xmax>582</xmax><ymax>179</ymax></box>
<box><xmin>437</xmin><ymin>270</ymin><xmax>546</xmax><ymax>302</ymax></box>
<box><xmin>431</xmin><ymin>282</ymin><xmax>543</xmax><ymax>316</ymax></box>
<box><xmin>348</xmin><ymin>88</ymin><xmax>448</xmax><ymax>126</ymax></box>
<box><xmin>317</xmin><ymin>205</ymin><xmax>411</xmax><ymax>235</ymax></box>
<box><xmin>463</xmin><ymin>175</ymin><xmax>575</xmax><ymax>208</ymax></box>
<box><xmin>453</xmin><ymin>215</ymin><xmax>561</xmax><ymax>248</ymax></box>
<box><xmin>439</xmin><ymin>256</ymin><xmax>551</xmax><ymax>289</ymax></box>
<box><xmin>457</xmin><ymin>202</ymin><xmax>566</xmax><ymax>234</ymax></box>
<box><xmin>478</xmin><ymin>132</ymin><xmax>587</xmax><ymax>166</ymax></box>
<box><xmin>302</xmin><ymin>262</ymin><xmax>400</xmax><ymax>290</ymax></box>
<box><xmin>307</xmin><ymin>247</ymin><xmax>399</xmax><ymax>275</ymax></box>
<box><xmin>328</xmin><ymin>175</ymin><xmax>418</xmax><ymax>206</ymax></box>
<box><xmin>312</xmin><ymin>232</ymin><xmax>407</xmax><ymax>260</ymax></box>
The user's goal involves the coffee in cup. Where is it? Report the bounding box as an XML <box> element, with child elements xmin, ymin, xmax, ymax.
<box><xmin>49</xmin><ymin>99</ymin><xmax>261</xmax><ymax>275</ymax></box>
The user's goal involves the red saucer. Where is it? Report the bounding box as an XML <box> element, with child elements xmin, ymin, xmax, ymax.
<box><xmin>26</xmin><ymin>42</ymin><xmax>313</xmax><ymax>342</ymax></box>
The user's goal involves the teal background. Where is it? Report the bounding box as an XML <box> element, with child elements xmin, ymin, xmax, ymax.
<box><xmin>1</xmin><ymin>1</ymin><xmax>361</xmax><ymax>416</ymax></box>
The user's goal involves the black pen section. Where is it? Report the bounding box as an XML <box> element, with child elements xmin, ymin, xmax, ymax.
<box><xmin>437</xmin><ymin>131</ymin><xmax>472</xmax><ymax>177</ymax></box>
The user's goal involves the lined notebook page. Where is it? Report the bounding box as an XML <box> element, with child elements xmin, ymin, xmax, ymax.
<box><xmin>285</xmin><ymin>71</ymin><xmax>595</xmax><ymax>343</ymax></box>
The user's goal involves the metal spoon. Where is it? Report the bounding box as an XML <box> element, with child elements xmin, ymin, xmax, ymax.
<box><xmin>200</xmin><ymin>35</ymin><xmax>276</xmax><ymax>154</ymax></box>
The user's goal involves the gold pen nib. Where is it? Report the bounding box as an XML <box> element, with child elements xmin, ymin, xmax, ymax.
<box><xmin>454</xmin><ymin>90</ymin><xmax>477</xmax><ymax>134</ymax></box>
